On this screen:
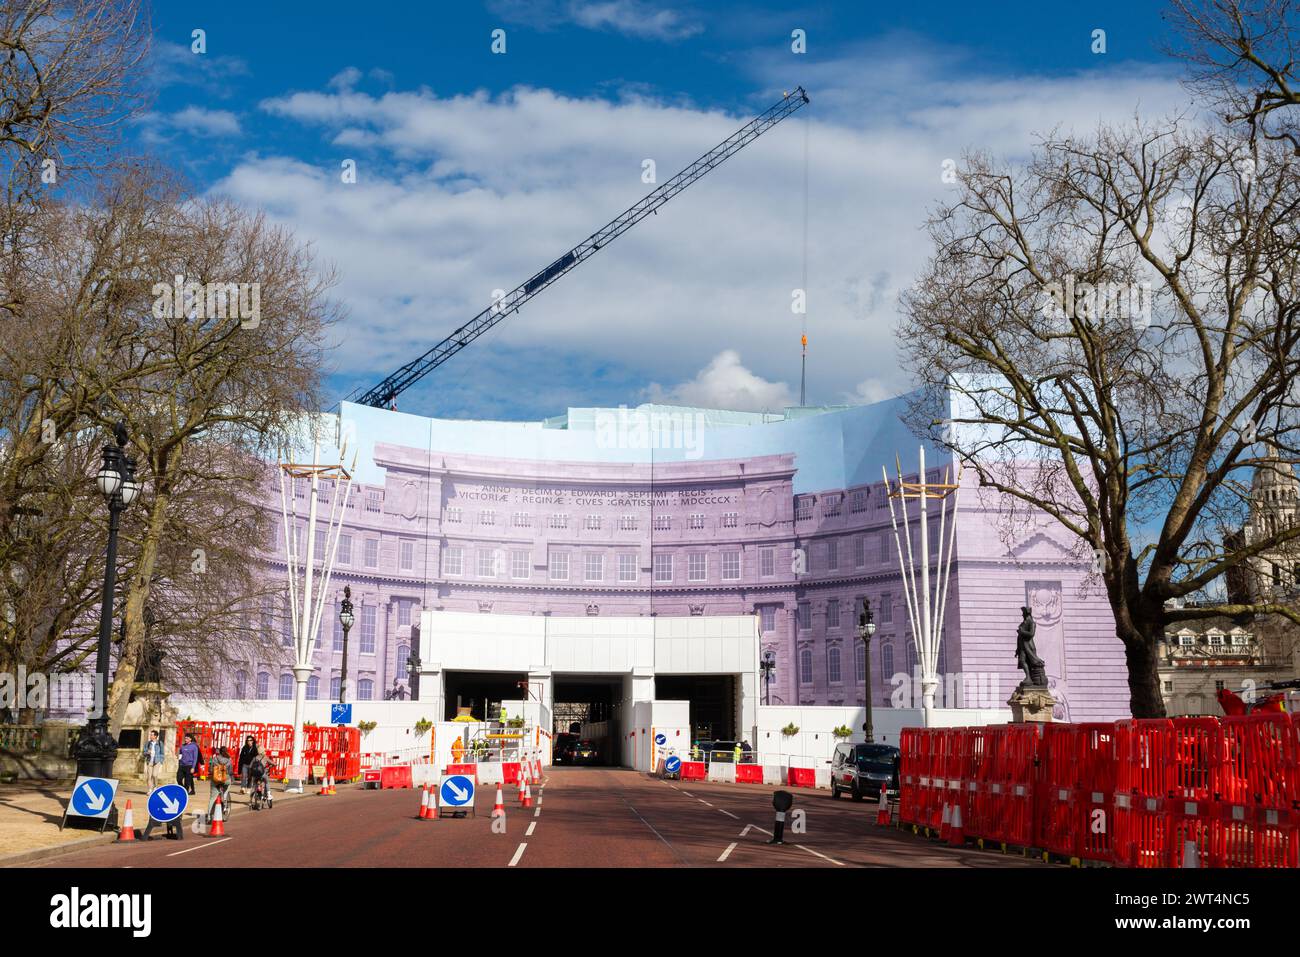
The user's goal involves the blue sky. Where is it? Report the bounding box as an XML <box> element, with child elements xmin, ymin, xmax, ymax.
<box><xmin>140</xmin><ymin>1</ymin><xmax>1190</xmax><ymax>420</ymax></box>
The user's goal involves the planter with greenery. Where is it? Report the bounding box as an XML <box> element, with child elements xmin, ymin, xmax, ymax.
<box><xmin>832</xmin><ymin>725</ymin><xmax>852</xmax><ymax>739</ymax></box>
<box><xmin>414</xmin><ymin>718</ymin><xmax>433</xmax><ymax>735</ymax></box>
<box><xmin>357</xmin><ymin>720</ymin><xmax>378</xmax><ymax>736</ymax></box>
<box><xmin>780</xmin><ymin>722</ymin><xmax>800</xmax><ymax>737</ymax></box>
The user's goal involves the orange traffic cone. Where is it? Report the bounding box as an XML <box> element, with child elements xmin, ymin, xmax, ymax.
<box><xmin>318</xmin><ymin>773</ymin><xmax>328</xmax><ymax>795</ymax></box>
<box><xmin>948</xmin><ymin>802</ymin><xmax>965</xmax><ymax>846</ymax></box>
<box><xmin>326</xmin><ymin>775</ymin><xmax>336</xmax><ymax>795</ymax></box>
<box><xmin>417</xmin><ymin>784</ymin><xmax>431</xmax><ymax>820</ymax></box>
<box><xmin>938</xmin><ymin>802</ymin><xmax>951</xmax><ymax>841</ymax></box>
<box><xmin>875</xmin><ymin>784</ymin><xmax>891</xmax><ymax>826</ymax></box>
<box><xmin>209</xmin><ymin>796</ymin><xmax>226</xmax><ymax>837</ymax></box>
<box><xmin>522</xmin><ymin>779</ymin><xmax>533</xmax><ymax>808</ymax></box>
<box><xmin>492</xmin><ymin>783</ymin><xmax>506</xmax><ymax>818</ymax></box>
<box><xmin>116</xmin><ymin>800</ymin><xmax>136</xmax><ymax>842</ymax></box>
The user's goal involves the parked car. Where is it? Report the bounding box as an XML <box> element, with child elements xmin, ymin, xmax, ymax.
<box><xmin>553</xmin><ymin>733</ymin><xmax>578</xmax><ymax>764</ymax></box>
<box><xmin>571</xmin><ymin>740</ymin><xmax>600</xmax><ymax>765</ymax></box>
<box><xmin>829</xmin><ymin>742</ymin><xmax>900</xmax><ymax>801</ymax></box>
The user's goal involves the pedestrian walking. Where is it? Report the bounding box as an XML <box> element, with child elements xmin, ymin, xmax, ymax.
<box><xmin>207</xmin><ymin>746</ymin><xmax>233</xmax><ymax>818</ymax></box>
<box><xmin>178</xmin><ymin>733</ymin><xmax>200</xmax><ymax>794</ymax></box>
<box><xmin>238</xmin><ymin>734</ymin><xmax>259</xmax><ymax>794</ymax></box>
<box><xmin>142</xmin><ymin>729</ymin><xmax>165</xmax><ymax>792</ymax></box>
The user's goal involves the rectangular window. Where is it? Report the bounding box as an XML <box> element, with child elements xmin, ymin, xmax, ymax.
<box><xmin>618</xmin><ymin>515</ymin><xmax>637</xmax><ymax>532</ymax></box>
<box><xmin>653</xmin><ymin>552</ymin><xmax>673</xmax><ymax>583</ymax></box>
<box><xmin>511</xmin><ymin>549</ymin><xmax>530</xmax><ymax>580</ymax></box>
<box><xmin>618</xmin><ymin>553</ymin><xmax>637</xmax><ymax>583</ymax></box>
<box><xmin>365</xmin><ymin>490</ymin><xmax>382</xmax><ymax>513</ymax></box>
<box><xmin>585</xmin><ymin>514</ymin><xmax>601</xmax><ymax>531</ymax></box>
<box><xmin>798</xmin><ymin>601</ymin><xmax>811</xmax><ymax>630</ymax></box>
<box><xmin>722</xmin><ymin>550</ymin><xmax>741</xmax><ymax>581</ymax></box>
<box><xmin>585</xmin><ymin>552</ymin><xmax>604</xmax><ymax>582</ymax></box>
<box><xmin>549</xmin><ymin>513</ymin><xmax>568</xmax><ymax>530</ymax></box>
<box><xmin>397</xmin><ymin>600</ymin><xmax>412</xmax><ymax>627</ymax></box>
<box><xmin>827</xmin><ymin>599</ymin><xmax>840</xmax><ymax>629</ymax></box>
<box><xmin>796</xmin><ymin>497</ymin><xmax>814</xmax><ymax>521</ymax></box>
<box><xmin>824</xmin><ymin>495</ymin><xmax>842</xmax><ymax>517</ymax></box>
<box><xmin>929</xmin><ymin>521</ymin><xmax>940</xmax><ymax>553</ymax></box>
<box><xmin>851</xmin><ymin>490</ymin><xmax>867</xmax><ymax>513</ymax></box>
<box><xmin>721</xmin><ymin>512</ymin><xmax>739</xmax><ymax>528</ymax></box>
<box><xmin>399</xmin><ymin>540</ymin><xmax>415</xmax><ymax>571</ymax></box>
<box><xmin>827</xmin><ymin>539</ymin><xmax>838</xmax><ymax>570</ymax></box>
<box><xmin>364</xmin><ymin>539</ymin><xmax>379</xmax><ymax>568</ymax></box>
<box><xmin>854</xmin><ymin>535</ymin><xmax>866</xmax><ymax>568</ymax></box>
<box><xmin>688</xmin><ymin>514</ymin><xmax>705</xmax><ymax>530</ymax></box>
<box><xmin>314</xmin><ymin>527</ymin><xmax>327</xmax><ymax>557</ymax></box>
<box><xmin>477</xmin><ymin>549</ymin><xmax>496</xmax><ymax>577</ymax></box>
<box><xmin>337</xmin><ymin>534</ymin><xmax>352</xmax><ymax>565</ymax></box>
<box><xmin>760</xmin><ymin>548</ymin><xmax>776</xmax><ymax>577</ymax></box>
<box><xmin>880</xmin><ymin>593</ymin><xmax>893</xmax><ymax>624</ymax></box>
<box><xmin>360</xmin><ymin>606</ymin><xmax>376</xmax><ymax>654</ymax></box>
<box><xmin>333</xmin><ymin>608</ymin><xmax>345</xmax><ymax>652</ymax></box>
<box><xmin>480</xmin><ymin>509</ymin><xmax>496</xmax><ymax>527</ymax></box>
<box><xmin>445</xmin><ymin>506</ymin><xmax>462</xmax><ymax>524</ymax></box>
<box><xmin>443</xmin><ymin>546</ymin><xmax>463</xmax><ymax>577</ymax></box>
<box><xmin>653</xmin><ymin>514</ymin><xmax>671</xmax><ymax>531</ymax></box>
<box><xmin>513</xmin><ymin>512</ymin><xmax>531</xmax><ymax>528</ymax></box>
<box><xmin>877</xmin><ymin>485</ymin><xmax>890</xmax><ymax>509</ymax></box>
<box><xmin>760</xmin><ymin>606</ymin><xmax>776</xmax><ymax>632</ymax></box>
<box><xmin>688</xmin><ymin>553</ymin><xmax>707</xmax><ymax>582</ymax></box>
<box><xmin>549</xmin><ymin>551</ymin><xmax>569</xmax><ymax>581</ymax></box>
<box><xmin>828</xmin><ymin>646</ymin><xmax>842</xmax><ymax>683</ymax></box>
<box><xmin>879</xmin><ymin>533</ymin><xmax>890</xmax><ymax>563</ymax></box>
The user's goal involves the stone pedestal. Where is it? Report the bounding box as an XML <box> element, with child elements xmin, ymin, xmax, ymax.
<box><xmin>112</xmin><ymin>682</ymin><xmax>179</xmax><ymax>782</ymax></box>
<box><xmin>1007</xmin><ymin>686</ymin><xmax>1057</xmax><ymax>723</ymax></box>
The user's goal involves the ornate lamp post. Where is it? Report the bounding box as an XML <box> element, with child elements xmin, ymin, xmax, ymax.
<box><xmin>857</xmin><ymin>598</ymin><xmax>877</xmax><ymax>743</ymax></box>
<box><xmin>74</xmin><ymin>423</ymin><xmax>140</xmax><ymax>779</ymax></box>
<box><xmin>760</xmin><ymin>649</ymin><xmax>776</xmax><ymax>705</ymax></box>
<box><xmin>337</xmin><ymin>586</ymin><xmax>354</xmax><ymax>705</ymax></box>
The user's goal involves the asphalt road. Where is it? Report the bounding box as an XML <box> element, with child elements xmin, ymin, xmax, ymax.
<box><xmin>24</xmin><ymin>768</ymin><xmax>1055</xmax><ymax>868</ymax></box>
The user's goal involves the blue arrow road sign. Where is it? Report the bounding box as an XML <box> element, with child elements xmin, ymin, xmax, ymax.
<box><xmin>68</xmin><ymin>776</ymin><xmax>117</xmax><ymax>819</ymax></box>
<box><xmin>147</xmin><ymin>784</ymin><xmax>190</xmax><ymax>823</ymax></box>
<box><xmin>664</xmin><ymin>755</ymin><xmax>681</xmax><ymax>773</ymax></box>
<box><xmin>654</xmin><ymin>733</ymin><xmax>667</xmax><ymax>746</ymax></box>
<box><xmin>439</xmin><ymin>775</ymin><xmax>475</xmax><ymax>807</ymax></box>
<box><xmin>331</xmin><ymin>703</ymin><xmax>353</xmax><ymax>725</ymax></box>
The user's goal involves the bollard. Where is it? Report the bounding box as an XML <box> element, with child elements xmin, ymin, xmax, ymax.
<box><xmin>768</xmin><ymin>790</ymin><xmax>793</xmax><ymax>845</ymax></box>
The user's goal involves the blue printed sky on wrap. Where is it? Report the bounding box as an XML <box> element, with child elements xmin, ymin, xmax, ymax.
<box><xmin>140</xmin><ymin>2</ymin><xmax>1191</xmax><ymax>420</ymax></box>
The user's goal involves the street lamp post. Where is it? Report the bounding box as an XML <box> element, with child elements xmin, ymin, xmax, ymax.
<box><xmin>338</xmin><ymin>586</ymin><xmax>354</xmax><ymax>705</ymax></box>
<box><xmin>857</xmin><ymin>598</ymin><xmax>877</xmax><ymax>744</ymax></box>
<box><xmin>74</xmin><ymin>423</ymin><xmax>140</xmax><ymax>779</ymax></box>
<box><xmin>760</xmin><ymin>649</ymin><xmax>776</xmax><ymax>705</ymax></box>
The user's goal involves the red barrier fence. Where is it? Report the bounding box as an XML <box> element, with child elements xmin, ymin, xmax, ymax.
<box><xmin>899</xmin><ymin>714</ymin><xmax>1299</xmax><ymax>868</ymax></box>
<box><xmin>175</xmin><ymin>721</ymin><xmax>361</xmax><ymax>784</ymax></box>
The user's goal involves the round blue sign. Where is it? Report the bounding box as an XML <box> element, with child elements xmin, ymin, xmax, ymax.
<box><xmin>69</xmin><ymin>777</ymin><xmax>115</xmax><ymax>818</ymax></box>
<box><xmin>147</xmin><ymin>784</ymin><xmax>190</xmax><ymax>822</ymax></box>
<box><xmin>664</xmin><ymin>756</ymin><xmax>682</xmax><ymax>773</ymax></box>
<box><xmin>440</xmin><ymin>775</ymin><xmax>475</xmax><ymax>807</ymax></box>
<box><xmin>654</xmin><ymin>733</ymin><xmax>667</xmax><ymax>746</ymax></box>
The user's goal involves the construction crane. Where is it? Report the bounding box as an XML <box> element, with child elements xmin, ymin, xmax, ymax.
<box><xmin>349</xmin><ymin>86</ymin><xmax>810</xmax><ymax>409</ymax></box>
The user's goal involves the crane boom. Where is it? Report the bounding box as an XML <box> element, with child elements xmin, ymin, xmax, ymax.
<box><xmin>350</xmin><ymin>86</ymin><xmax>810</xmax><ymax>409</ymax></box>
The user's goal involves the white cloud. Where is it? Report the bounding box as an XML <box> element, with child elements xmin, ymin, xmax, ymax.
<box><xmin>214</xmin><ymin>43</ymin><xmax>1194</xmax><ymax>414</ymax></box>
<box><xmin>644</xmin><ymin>350</ymin><xmax>795</xmax><ymax>411</ymax></box>
<box><xmin>168</xmin><ymin>106</ymin><xmax>242</xmax><ymax>137</ymax></box>
<box><xmin>487</xmin><ymin>0</ymin><xmax>703</xmax><ymax>41</ymax></box>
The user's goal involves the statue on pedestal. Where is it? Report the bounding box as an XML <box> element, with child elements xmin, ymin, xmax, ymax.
<box><xmin>1014</xmin><ymin>605</ymin><xmax>1048</xmax><ymax>690</ymax></box>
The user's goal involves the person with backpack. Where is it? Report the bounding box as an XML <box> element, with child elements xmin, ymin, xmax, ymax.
<box><xmin>207</xmin><ymin>746</ymin><xmax>233</xmax><ymax>819</ymax></box>
<box><xmin>177</xmin><ymin>733</ymin><xmax>200</xmax><ymax>794</ymax></box>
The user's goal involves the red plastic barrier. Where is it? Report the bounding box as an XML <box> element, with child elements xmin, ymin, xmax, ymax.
<box><xmin>898</xmin><ymin>728</ymin><xmax>922</xmax><ymax>825</ymax></box>
<box><xmin>1215</xmin><ymin>713</ymin><xmax>1297</xmax><ymax>867</ymax></box>
<box><xmin>735</xmin><ymin>763</ymin><xmax>764</xmax><ymax>784</ymax></box>
<box><xmin>787</xmin><ymin>766</ymin><xmax>816</xmax><ymax>788</ymax></box>
<box><xmin>679</xmin><ymin>761</ymin><xmax>706</xmax><ymax>781</ymax></box>
<box><xmin>503</xmin><ymin>762</ymin><xmax>522</xmax><ymax>784</ymax></box>
<box><xmin>380</xmin><ymin>765</ymin><xmax>413</xmax><ymax>789</ymax></box>
<box><xmin>444</xmin><ymin>763</ymin><xmax>476</xmax><ymax>776</ymax></box>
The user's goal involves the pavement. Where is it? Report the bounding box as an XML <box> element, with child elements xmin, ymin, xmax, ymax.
<box><xmin>8</xmin><ymin>767</ymin><xmax>1056</xmax><ymax>868</ymax></box>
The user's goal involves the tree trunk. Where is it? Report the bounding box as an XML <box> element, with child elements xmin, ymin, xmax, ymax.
<box><xmin>1120</xmin><ymin>621</ymin><xmax>1167</xmax><ymax>719</ymax></box>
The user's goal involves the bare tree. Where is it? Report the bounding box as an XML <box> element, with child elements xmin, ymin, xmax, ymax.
<box><xmin>899</xmin><ymin>121</ymin><xmax>1300</xmax><ymax>716</ymax></box>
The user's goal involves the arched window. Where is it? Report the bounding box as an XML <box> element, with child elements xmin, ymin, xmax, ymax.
<box><xmin>799</xmin><ymin>649</ymin><xmax>813</xmax><ymax>685</ymax></box>
<box><xmin>278</xmin><ymin>674</ymin><xmax>294</xmax><ymax>700</ymax></box>
<box><xmin>881</xmin><ymin>642</ymin><xmax>894</xmax><ymax>679</ymax></box>
<box><xmin>906</xmin><ymin>641</ymin><xmax>918</xmax><ymax>676</ymax></box>
<box><xmin>330</xmin><ymin>676</ymin><xmax>341</xmax><ymax>700</ymax></box>
<box><xmin>827</xmin><ymin>646</ymin><xmax>842</xmax><ymax>683</ymax></box>
<box><xmin>855</xmin><ymin>641</ymin><xmax>866</xmax><ymax>683</ymax></box>
<box><xmin>396</xmin><ymin>644</ymin><xmax>410</xmax><ymax>676</ymax></box>
<box><xmin>256</xmin><ymin>672</ymin><xmax>270</xmax><ymax>700</ymax></box>
<box><xmin>233</xmin><ymin>670</ymin><xmax>248</xmax><ymax>698</ymax></box>
<box><xmin>357</xmin><ymin>678</ymin><xmax>374</xmax><ymax>701</ymax></box>
<box><xmin>306</xmin><ymin>675</ymin><xmax>320</xmax><ymax>700</ymax></box>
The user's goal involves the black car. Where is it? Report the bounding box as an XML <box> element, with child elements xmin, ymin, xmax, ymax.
<box><xmin>553</xmin><ymin>733</ymin><xmax>578</xmax><ymax>764</ymax></box>
<box><xmin>830</xmin><ymin>742</ymin><xmax>900</xmax><ymax>801</ymax></box>
<box><xmin>570</xmin><ymin>740</ymin><xmax>600</xmax><ymax>765</ymax></box>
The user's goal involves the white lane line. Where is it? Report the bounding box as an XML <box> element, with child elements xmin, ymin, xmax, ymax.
<box><xmin>509</xmin><ymin>843</ymin><xmax>528</xmax><ymax>867</ymax></box>
<box><xmin>717</xmin><ymin>842</ymin><xmax>738</xmax><ymax>862</ymax></box>
<box><xmin>740</xmin><ymin>823</ymin><xmax>772</xmax><ymax>837</ymax></box>
<box><xmin>670</xmin><ymin>785</ymin><xmax>680</xmax><ymax>791</ymax></box>
<box><xmin>718</xmin><ymin>808</ymin><xmax>739</xmax><ymax>820</ymax></box>
<box><xmin>534</xmin><ymin>807</ymin><xmax>541</xmax><ymax>817</ymax></box>
<box><xmin>526</xmin><ymin>821</ymin><xmax>537</xmax><ymax>836</ymax></box>
<box><xmin>681</xmin><ymin>790</ymin><xmax>693</xmax><ymax>797</ymax></box>
<box><xmin>796</xmin><ymin>844</ymin><xmax>845</xmax><ymax>866</ymax></box>
<box><xmin>167</xmin><ymin>838</ymin><xmax>231</xmax><ymax>857</ymax></box>
<box><xmin>698</xmin><ymin>799</ymin><xmax>713</xmax><ymax>807</ymax></box>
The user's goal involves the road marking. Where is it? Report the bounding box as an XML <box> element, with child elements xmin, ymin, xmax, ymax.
<box><xmin>534</xmin><ymin>807</ymin><xmax>541</xmax><ymax>817</ymax></box>
<box><xmin>509</xmin><ymin>843</ymin><xmax>527</xmax><ymax>867</ymax></box>
<box><xmin>796</xmin><ymin>844</ymin><xmax>844</xmax><ymax>866</ymax></box>
<box><xmin>670</xmin><ymin>785</ymin><xmax>679</xmax><ymax>791</ymax></box>
<box><xmin>681</xmin><ymin>790</ymin><xmax>693</xmax><ymax>797</ymax></box>
<box><xmin>718</xmin><ymin>808</ymin><xmax>739</xmax><ymax>819</ymax></box>
<box><xmin>698</xmin><ymin>799</ymin><xmax>713</xmax><ymax>807</ymax></box>
<box><xmin>526</xmin><ymin>822</ymin><xmax>537</xmax><ymax>836</ymax></box>
<box><xmin>740</xmin><ymin>823</ymin><xmax>772</xmax><ymax>837</ymax></box>
<box><xmin>167</xmin><ymin>838</ymin><xmax>231</xmax><ymax>857</ymax></box>
<box><xmin>718</xmin><ymin>842</ymin><xmax>738</xmax><ymax>862</ymax></box>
